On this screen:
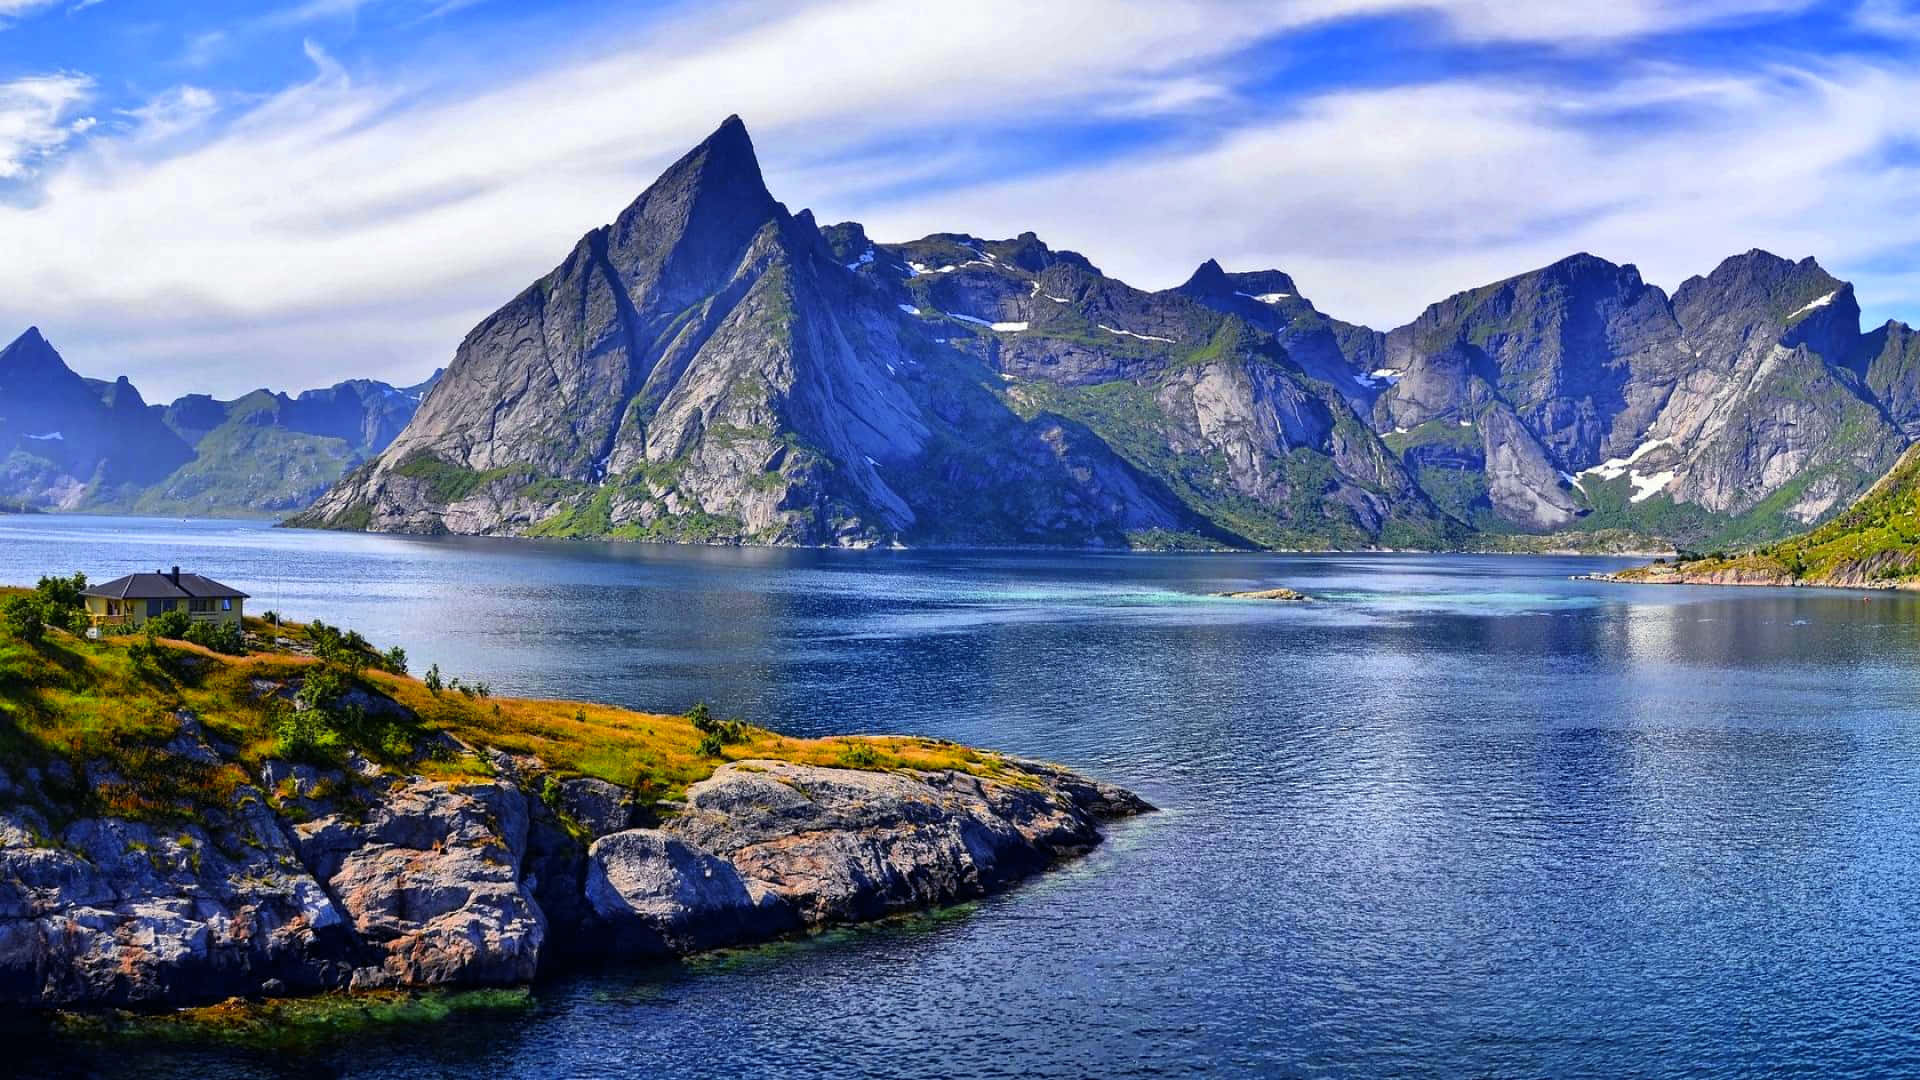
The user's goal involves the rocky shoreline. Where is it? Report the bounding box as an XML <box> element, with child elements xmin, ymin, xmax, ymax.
<box><xmin>1585</xmin><ymin>565</ymin><xmax>1920</xmax><ymax>590</ymax></box>
<box><xmin>0</xmin><ymin>714</ymin><xmax>1148</xmax><ymax>1010</ymax></box>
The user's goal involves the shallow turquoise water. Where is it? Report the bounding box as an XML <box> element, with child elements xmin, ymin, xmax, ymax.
<box><xmin>7</xmin><ymin>516</ymin><xmax>1920</xmax><ymax>1078</ymax></box>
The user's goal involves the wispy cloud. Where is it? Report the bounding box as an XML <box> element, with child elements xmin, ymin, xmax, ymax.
<box><xmin>0</xmin><ymin>73</ymin><xmax>93</xmax><ymax>180</ymax></box>
<box><xmin>0</xmin><ymin>0</ymin><xmax>1904</xmax><ymax>399</ymax></box>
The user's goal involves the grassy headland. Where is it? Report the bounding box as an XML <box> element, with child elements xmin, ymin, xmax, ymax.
<box><xmin>0</xmin><ymin>579</ymin><xmax>1013</xmax><ymax>830</ymax></box>
<box><xmin>1601</xmin><ymin>444</ymin><xmax>1920</xmax><ymax>589</ymax></box>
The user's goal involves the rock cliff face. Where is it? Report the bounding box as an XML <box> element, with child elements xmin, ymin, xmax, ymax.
<box><xmin>0</xmin><ymin>325</ymin><xmax>436</xmax><ymax>515</ymax></box>
<box><xmin>293</xmin><ymin>117</ymin><xmax>1920</xmax><ymax>551</ymax></box>
<box><xmin>1371</xmin><ymin>251</ymin><xmax>1918</xmax><ymax>540</ymax></box>
<box><xmin>0</xmin><ymin>712</ymin><xmax>1145</xmax><ymax>1008</ymax></box>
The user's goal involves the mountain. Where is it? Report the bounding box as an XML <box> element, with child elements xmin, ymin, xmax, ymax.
<box><xmin>289</xmin><ymin>116</ymin><xmax>1920</xmax><ymax>552</ymax></box>
<box><xmin>1361</xmin><ymin>250</ymin><xmax>1913</xmax><ymax>545</ymax></box>
<box><xmin>294</xmin><ymin>116</ymin><xmax>1452</xmax><ymax>549</ymax></box>
<box><xmin>1604</xmin><ymin>442</ymin><xmax>1920</xmax><ymax>588</ymax></box>
<box><xmin>0</xmin><ymin>327</ymin><xmax>437</xmax><ymax>515</ymax></box>
<box><xmin>1</xmin><ymin>328</ymin><xmax>194</xmax><ymax>508</ymax></box>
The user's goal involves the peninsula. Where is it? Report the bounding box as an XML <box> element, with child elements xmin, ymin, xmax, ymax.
<box><xmin>0</xmin><ymin>577</ymin><xmax>1147</xmax><ymax>1009</ymax></box>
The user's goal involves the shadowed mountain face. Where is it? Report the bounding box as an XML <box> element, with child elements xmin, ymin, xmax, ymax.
<box><xmin>292</xmin><ymin>117</ymin><xmax>1920</xmax><ymax>550</ymax></box>
<box><xmin>1</xmin><ymin>328</ymin><xmax>194</xmax><ymax>509</ymax></box>
<box><xmin>0</xmin><ymin>327</ymin><xmax>437</xmax><ymax>515</ymax></box>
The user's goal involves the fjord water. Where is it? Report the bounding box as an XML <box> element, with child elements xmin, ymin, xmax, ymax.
<box><xmin>8</xmin><ymin>517</ymin><xmax>1920</xmax><ymax>1079</ymax></box>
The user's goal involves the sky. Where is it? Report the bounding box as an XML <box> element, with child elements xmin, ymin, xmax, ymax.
<box><xmin>3</xmin><ymin>0</ymin><xmax>1920</xmax><ymax>400</ymax></box>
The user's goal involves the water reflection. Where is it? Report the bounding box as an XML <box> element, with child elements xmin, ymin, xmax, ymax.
<box><xmin>9</xmin><ymin>518</ymin><xmax>1920</xmax><ymax>1077</ymax></box>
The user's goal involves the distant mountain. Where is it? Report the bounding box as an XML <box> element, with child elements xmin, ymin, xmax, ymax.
<box><xmin>0</xmin><ymin>326</ymin><xmax>437</xmax><ymax>515</ymax></box>
<box><xmin>1362</xmin><ymin>250</ymin><xmax>1912</xmax><ymax>544</ymax></box>
<box><xmin>293</xmin><ymin>116</ymin><xmax>1920</xmax><ymax>551</ymax></box>
<box><xmin>1</xmin><ymin>327</ymin><xmax>193</xmax><ymax>508</ymax></box>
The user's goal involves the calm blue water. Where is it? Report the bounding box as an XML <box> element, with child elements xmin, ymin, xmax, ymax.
<box><xmin>8</xmin><ymin>515</ymin><xmax>1920</xmax><ymax>1078</ymax></box>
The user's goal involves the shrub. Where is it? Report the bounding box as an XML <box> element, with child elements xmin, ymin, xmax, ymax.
<box><xmin>837</xmin><ymin>741</ymin><xmax>880</xmax><ymax>769</ymax></box>
<box><xmin>272</xmin><ymin>706</ymin><xmax>343</xmax><ymax>763</ymax></box>
<box><xmin>696</xmin><ymin>732</ymin><xmax>725</xmax><ymax>758</ymax></box>
<box><xmin>383</xmin><ymin>646</ymin><xmax>408</xmax><ymax>676</ymax></box>
<box><xmin>31</xmin><ymin>573</ymin><xmax>89</xmax><ymax>633</ymax></box>
<box><xmin>147</xmin><ymin>609</ymin><xmax>193</xmax><ymax>639</ymax></box>
<box><xmin>183</xmin><ymin>619</ymin><xmax>245</xmax><ymax>656</ymax></box>
<box><xmin>424</xmin><ymin>663</ymin><xmax>443</xmax><ymax>694</ymax></box>
<box><xmin>2</xmin><ymin>596</ymin><xmax>46</xmax><ymax>644</ymax></box>
<box><xmin>687</xmin><ymin>702</ymin><xmax>751</xmax><ymax>745</ymax></box>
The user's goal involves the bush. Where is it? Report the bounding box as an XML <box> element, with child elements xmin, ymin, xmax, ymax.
<box><xmin>424</xmin><ymin>663</ymin><xmax>443</xmax><ymax>694</ymax></box>
<box><xmin>272</xmin><ymin>706</ymin><xmax>344</xmax><ymax>763</ymax></box>
<box><xmin>696</xmin><ymin>732</ymin><xmax>725</xmax><ymax>758</ymax></box>
<box><xmin>31</xmin><ymin>573</ymin><xmax>89</xmax><ymax>633</ymax></box>
<box><xmin>837</xmin><ymin>741</ymin><xmax>880</xmax><ymax>769</ymax></box>
<box><xmin>3</xmin><ymin>596</ymin><xmax>46</xmax><ymax>644</ymax></box>
<box><xmin>183</xmin><ymin>619</ymin><xmax>245</xmax><ymax>656</ymax></box>
<box><xmin>687</xmin><ymin>702</ymin><xmax>750</xmax><ymax>745</ymax></box>
<box><xmin>383</xmin><ymin>646</ymin><xmax>408</xmax><ymax>676</ymax></box>
<box><xmin>275</xmin><ymin>662</ymin><xmax>422</xmax><ymax>765</ymax></box>
<box><xmin>147</xmin><ymin>609</ymin><xmax>193</xmax><ymax>639</ymax></box>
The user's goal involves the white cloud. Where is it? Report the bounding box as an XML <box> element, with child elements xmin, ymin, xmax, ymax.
<box><xmin>0</xmin><ymin>0</ymin><xmax>1881</xmax><ymax>400</ymax></box>
<box><xmin>857</xmin><ymin>61</ymin><xmax>1920</xmax><ymax>329</ymax></box>
<box><xmin>0</xmin><ymin>72</ymin><xmax>92</xmax><ymax>179</ymax></box>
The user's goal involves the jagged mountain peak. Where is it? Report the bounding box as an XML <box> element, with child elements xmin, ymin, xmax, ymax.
<box><xmin>1175</xmin><ymin>260</ymin><xmax>1299</xmax><ymax>303</ymax></box>
<box><xmin>1</xmin><ymin>326</ymin><xmax>65</xmax><ymax>373</ymax></box>
<box><xmin>599</xmin><ymin>115</ymin><xmax>784</xmax><ymax>308</ymax></box>
<box><xmin>1177</xmin><ymin>259</ymin><xmax>1231</xmax><ymax>294</ymax></box>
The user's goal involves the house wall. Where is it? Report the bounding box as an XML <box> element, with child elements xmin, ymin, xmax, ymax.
<box><xmin>85</xmin><ymin>596</ymin><xmax>244</xmax><ymax>630</ymax></box>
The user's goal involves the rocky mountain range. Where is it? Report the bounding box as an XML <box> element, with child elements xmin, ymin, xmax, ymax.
<box><xmin>214</xmin><ymin>118</ymin><xmax>1920</xmax><ymax>549</ymax></box>
<box><xmin>0</xmin><ymin>327</ymin><xmax>437</xmax><ymax>516</ymax></box>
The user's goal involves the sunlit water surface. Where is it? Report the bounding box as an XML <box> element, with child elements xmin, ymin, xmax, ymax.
<box><xmin>6</xmin><ymin>516</ymin><xmax>1920</xmax><ymax>1078</ymax></box>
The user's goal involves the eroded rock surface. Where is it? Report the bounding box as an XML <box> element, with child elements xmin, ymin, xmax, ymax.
<box><xmin>0</xmin><ymin>725</ymin><xmax>1146</xmax><ymax>1008</ymax></box>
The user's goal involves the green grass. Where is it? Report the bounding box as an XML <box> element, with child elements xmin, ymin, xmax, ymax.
<box><xmin>0</xmin><ymin>596</ymin><xmax>1021</xmax><ymax>830</ymax></box>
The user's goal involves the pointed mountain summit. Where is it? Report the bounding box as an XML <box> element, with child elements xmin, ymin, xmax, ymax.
<box><xmin>0</xmin><ymin>328</ymin><xmax>193</xmax><ymax>507</ymax></box>
<box><xmin>294</xmin><ymin>118</ymin><xmax>1457</xmax><ymax>549</ymax></box>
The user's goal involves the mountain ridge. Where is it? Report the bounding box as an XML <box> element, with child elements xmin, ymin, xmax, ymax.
<box><xmin>0</xmin><ymin>327</ymin><xmax>439</xmax><ymax>516</ymax></box>
<box><xmin>290</xmin><ymin>116</ymin><xmax>1920</xmax><ymax>552</ymax></box>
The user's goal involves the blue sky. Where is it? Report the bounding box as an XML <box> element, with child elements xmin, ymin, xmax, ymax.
<box><xmin>4</xmin><ymin>0</ymin><xmax>1920</xmax><ymax>399</ymax></box>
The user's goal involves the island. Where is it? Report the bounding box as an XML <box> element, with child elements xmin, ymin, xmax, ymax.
<box><xmin>0</xmin><ymin>575</ymin><xmax>1148</xmax><ymax>1010</ymax></box>
<box><xmin>1213</xmin><ymin>587</ymin><xmax>1311</xmax><ymax>601</ymax></box>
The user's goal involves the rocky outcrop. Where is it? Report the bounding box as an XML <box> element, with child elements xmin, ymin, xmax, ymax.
<box><xmin>0</xmin><ymin>723</ymin><xmax>1146</xmax><ymax>1009</ymax></box>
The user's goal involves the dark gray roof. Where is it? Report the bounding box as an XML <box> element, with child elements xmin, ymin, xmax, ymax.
<box><xmin>83</xmin><ymin>572</ymin><xmax>249</xmax><ymax>600</ymax></box>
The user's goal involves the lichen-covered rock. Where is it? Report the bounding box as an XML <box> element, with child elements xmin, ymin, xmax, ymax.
<box><xmin>0</xmin><ymin>788</ymin><xmax>352</xmax><ymax>1006</ymax></box>
<box><xmin>641</xmin><ymin>760</ymin><xmax>1148</xmax><ymax>930</ymax></box>
<box><xmin>293</xmin><ymin>780</ymin><xmax>543</xmax><ymax>991</ymax></box>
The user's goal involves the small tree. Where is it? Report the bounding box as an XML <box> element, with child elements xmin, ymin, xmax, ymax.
<box><xmin>147</xmin><ymin>608</ymin><xmax>192</xmax><ymax>639</ymax></box>
<box><xmin>424</xmin><ymin>663</ymin><xmax>443</xmax><ymax>694</ymax></box>
<box><xmin>383</xmin><ymin>645</ymin><xmax>408</xmax><ymax>676</ymax></box>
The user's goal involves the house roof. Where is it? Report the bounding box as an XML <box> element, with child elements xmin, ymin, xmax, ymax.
<box><xmin>83</xmin><ymin>572</ymin><xmax>249</xmax><ymax>601</ymax></box>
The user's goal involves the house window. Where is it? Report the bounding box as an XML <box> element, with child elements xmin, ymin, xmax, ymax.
<box><xmin>190</xmin><ymin>598</ymin><xmax>214</xmax><ymax>613</ymax></box>
<box><xmin>222</xmin><ymin>598</ymin><xmax>232</xmax><ymax>612</ymax></box>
